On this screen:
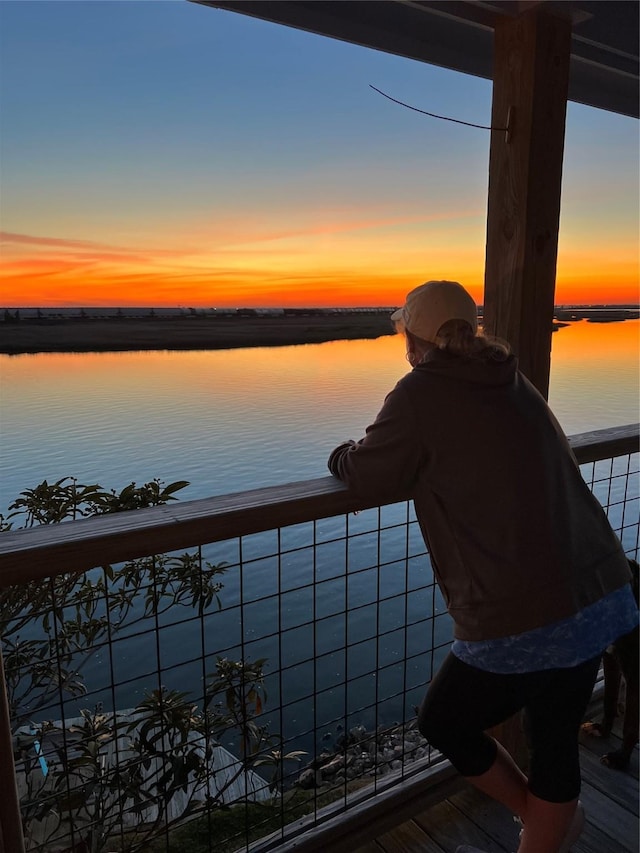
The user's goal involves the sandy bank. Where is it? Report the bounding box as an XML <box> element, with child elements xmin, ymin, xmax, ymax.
<box><xmin>0</xmin><ymin>314</ymin><xmax>396</xmax><ymax>355</ymax></box>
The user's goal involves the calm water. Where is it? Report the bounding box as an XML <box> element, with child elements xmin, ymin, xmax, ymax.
<box><xmin>1</xmin><ymin>320</ymin><xmax>639</xmax><ymax>512</ymax></box>
<box><xmin>1</xmin><ymin>320</ymin><xmax>639</xmax><ymax>749</ymax></box>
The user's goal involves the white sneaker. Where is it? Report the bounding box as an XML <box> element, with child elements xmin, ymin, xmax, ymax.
<box><xmin>558</xmin><ymin>801</ymin><xmax>585</xmax><ymax>853</ymax></box>
<box><xmin>515</xmin><ymin>800</ymin><xmax>585</xmax><ymax>852</ymax></box>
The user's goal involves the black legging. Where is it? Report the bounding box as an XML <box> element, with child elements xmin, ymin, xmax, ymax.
<box><xmin>417</xmin><ymin>652</ymin><xmax>600</xmax><ymax>803</ymax></box>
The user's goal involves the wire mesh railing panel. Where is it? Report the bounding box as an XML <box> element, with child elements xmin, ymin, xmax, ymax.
<box><xmin>4</xmin><ymin>545</ymin><xmax>271</xmax><ymax>853</ymax></box>
<box><xmin>2</xmin><ymin>441</ymin><xmax>638</xmax><ymax>853</ymax></box>
<box><xmin>581</xmin><ymin>451</ymin><xmax>639</xmax><ymax>557</ymax></box>
<box><xmin>3</xmin><ymin>501</ymin><xmax>445</xmax><ymax>852</ymax></box>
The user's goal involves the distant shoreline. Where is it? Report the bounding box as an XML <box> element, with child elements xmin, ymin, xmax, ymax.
<box><xmin>0</xmin><ymin>313</ymin><xmax>397</xmax><ymax>355</ymax></box>
<box><xmin>0</xmin><ymin>309</ymin><xmax>637</xmax><ymax>355</ymax></box>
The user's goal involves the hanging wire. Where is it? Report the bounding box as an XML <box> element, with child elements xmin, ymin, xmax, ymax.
<box><xmin>369</xmin><ymin>84</ymin><xmax>509</xmax><ymax>132</ymax></box>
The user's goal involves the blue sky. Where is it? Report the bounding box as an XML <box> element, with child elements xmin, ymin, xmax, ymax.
<box><xmin>1</xmin><ymin>0</ymin><xmax>638</xmax><ymax>306</ymax></box>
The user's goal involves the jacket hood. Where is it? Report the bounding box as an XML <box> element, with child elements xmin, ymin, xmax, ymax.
<box><xmin>415</xmin><ymin>349</ymin><xmax>519</xmax><ymax>387</ymax></box>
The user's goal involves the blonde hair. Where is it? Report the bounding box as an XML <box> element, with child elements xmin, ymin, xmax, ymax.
<box><xmin>409</xmin><ymin>319</ymin><xmax>510</xmax><ymax>363</ymax></box>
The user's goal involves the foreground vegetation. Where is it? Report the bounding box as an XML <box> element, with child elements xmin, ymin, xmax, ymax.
<box><xmin>1</xmin><ymin>477</ymin><xmax>303</xmax><ymax>852</ymax></box>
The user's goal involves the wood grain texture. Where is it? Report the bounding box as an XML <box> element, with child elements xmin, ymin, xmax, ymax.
<box><xmin>484</xmin><ymin>7</ymin><xmax>572</xmax><ymax>398</ymax></box>
<box><xmin>358</xmin><ymin>726</ymin><xmax>638</xmax><ymax>853</ymax></box>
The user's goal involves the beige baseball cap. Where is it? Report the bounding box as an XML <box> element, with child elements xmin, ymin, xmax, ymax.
<box><xmin>391</xmin><ymin>280</ymin><xmax>478</xmax><ymax>342</ymax></box>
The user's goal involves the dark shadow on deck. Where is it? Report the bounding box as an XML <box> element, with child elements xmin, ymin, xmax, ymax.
<box><xmin>356</xmin><ymin>702</ymin><xmax>638</xmax><ymax>853</ymax></box>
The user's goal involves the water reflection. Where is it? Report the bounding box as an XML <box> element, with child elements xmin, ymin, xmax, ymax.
<box><xmin>1</xmin><ymin>321</ymin><xmax>637</xmax><ymax>511</ymax></box>
<box><xmin>2</xmin><ymin>323</ymin><xmax>637</xmax><ymax>750</ymax></box>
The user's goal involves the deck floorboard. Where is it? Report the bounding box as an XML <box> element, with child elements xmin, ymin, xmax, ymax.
<box><xmin>357</xmin><ymin>729</ymin><xmax>639</xmax><ymax>853</ymax></box>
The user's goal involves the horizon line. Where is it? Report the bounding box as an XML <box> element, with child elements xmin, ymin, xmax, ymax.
<box><xmin>2</xmin><ymin>303</ymin><xmax>640</xmax><ymax>312</ymax></box>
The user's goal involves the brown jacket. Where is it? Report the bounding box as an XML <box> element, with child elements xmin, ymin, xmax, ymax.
<box><xmin>328</xmin><ymin>350</ymin><xmax>631</xmax><ymax>641</ymax></box>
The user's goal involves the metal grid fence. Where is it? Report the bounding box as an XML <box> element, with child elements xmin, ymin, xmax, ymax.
<box><xmin>2</xmin><ymin>445</ymin><xmax>638</xmax><ymax>853</ymax></box>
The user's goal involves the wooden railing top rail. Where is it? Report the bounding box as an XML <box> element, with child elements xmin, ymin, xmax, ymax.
<box><xmin>0</xmin><ymin>423</ymin><xmax>637</xmax><ymax>589</ymax></box>
<box><xmin>568</xmin><ymin>422</ymin><xmax>639</xmax><ymax>463</ymax></box>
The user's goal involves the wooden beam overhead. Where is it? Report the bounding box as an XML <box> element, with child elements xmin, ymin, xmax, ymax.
<box><xmin>198</xmin><ymin>1</ymin><xmax>639</xmax><ymax>119</ymax></box>
<box><xmin>483</xmin><ymin>6</ymin><xmax>572</xmax><ymax>398</ymax></box>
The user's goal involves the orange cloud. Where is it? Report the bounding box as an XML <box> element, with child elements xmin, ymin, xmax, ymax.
<box><xmin>197</xmin><ymin>208</ymin><xmax>481</xmax><ymax>251</ymax></box>
<box><xmin>0</xmin><ymin>231</ymin><xmax>126</xmax><ymax>251</ymax></box>
<box><xmin>1</xmin><ymin>218</ymin><xmax>637</xmax><ymax>308</ymax></box>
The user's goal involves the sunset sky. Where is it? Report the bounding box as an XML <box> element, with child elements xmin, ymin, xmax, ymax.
<box><xmin>1</xmin><ymin>1</ymin><xmax>638</xmax><ymax>308</ymax></box>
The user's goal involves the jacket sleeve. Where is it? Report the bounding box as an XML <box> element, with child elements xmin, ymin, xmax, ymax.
<box><xmin>327</xmin><ymin>382</ymin><xmax>423</xmax><ymax>499</ymax></box>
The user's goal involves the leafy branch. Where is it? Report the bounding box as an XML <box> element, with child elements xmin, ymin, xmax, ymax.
<box><xmin>1</xmin><ymin>476</ymin><xmax>302</xmax><ymax>852</ymax></box>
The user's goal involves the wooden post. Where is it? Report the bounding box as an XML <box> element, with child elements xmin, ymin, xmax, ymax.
<box><xmin>0</xmin><ymin>646</ymin><xmax>25</xmax><ymax>853</ymax></box>
<box><xmin>483</xmin><ymin>5</ymin><xmax>572</xmax><ymax>399</ymax></box>
<box><xmin>483</xmin><ymin>5</ymin><xmax>572</xmax><ymax>768</ymax></box>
